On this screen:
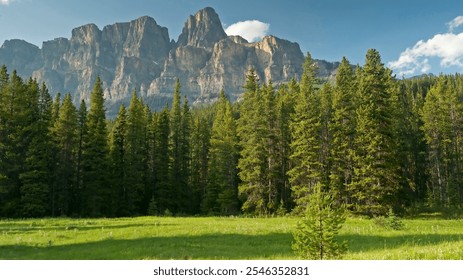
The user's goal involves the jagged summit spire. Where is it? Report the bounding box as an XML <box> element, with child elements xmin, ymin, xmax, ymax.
<box><xmin>177</xmin><ymin>7</ymin><xmax>227</xmax><ymax>49</ymax></box>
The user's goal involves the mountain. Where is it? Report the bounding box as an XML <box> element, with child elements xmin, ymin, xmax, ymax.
<box><xmin>0</xmin><ymin>7</ymin><xmax>339</xmax><ymax>115</ymax></box>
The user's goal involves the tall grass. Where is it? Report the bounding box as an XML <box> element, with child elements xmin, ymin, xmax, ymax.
<box><xmin>0</xmin><ymin>216</ymin><xmax>461</xmax><ymax>259</ymax></box>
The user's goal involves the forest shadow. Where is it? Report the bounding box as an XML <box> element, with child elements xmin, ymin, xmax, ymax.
<box><xmin>0</xmin><ymin>222</ymin><xmax>172</xmax><ymax>234</ymax></box>
<box><xmin>1</xmin><ymin>231</ymin><xmax>462</xmax><ymax>260</ymax></box>
<box><xmin>340</xmin><ymin>233</ymin><xmax>463</xmax><ymax>253</ymax></box>
<box><xmin>0</xmin><ymin>232</ymin><xmax>293</xmax><ymax>260</ymax></box>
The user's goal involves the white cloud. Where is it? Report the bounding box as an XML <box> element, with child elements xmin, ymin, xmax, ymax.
<box><xmin>389</xmin><ymin>30</ymin><xmax>463</xmax><ymax>76</ymax></box>
<box><xmin>225</xmin><ymin>20</ymin><xmax>270</xmax><ymax>42</ymax></box>
<box><xmin>0</xmin><ymin>0</ymin><xmax>14</xmax><ymax>5</ymax></box>
<box><xmin>447</xmin><ymin>16</ymin><xmax>463</xmax><ymax>32</ymax></box>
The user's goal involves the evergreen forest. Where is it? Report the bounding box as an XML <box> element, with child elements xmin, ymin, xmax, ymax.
<box><xmin>1</xmin><ymin>49</ymin><xmax>462</xmax><ymax>218</ymax></box>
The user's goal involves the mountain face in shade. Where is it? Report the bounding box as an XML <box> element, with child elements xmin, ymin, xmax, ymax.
<box><xmin>0</xmin><ymin>7</ymin><xmax>338</xmax><ymax>115</ymax></box>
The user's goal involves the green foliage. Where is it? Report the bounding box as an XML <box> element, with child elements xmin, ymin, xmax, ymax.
<box><xmin>51</xmin><ymin>93</ymin><xmax>78</xmax><ymax>216</ymax></box>
<box><xmin>421</xmin><ymin>75</ymin><xmax>463</xmax><ymax>208</ymax></box>
<box><xmin>109</xmin><ymin>104</ymin><xmax>128</xmax><ymax>216</ymax></box>
<box><xmin>153</xmin><ymin>105</ymin><xmax>171</xmax><ymax>214</ymax></box>
<box><xmin>206</xmin><ymin>90</ymin><xmax>239</xmax><ymax>215</ymax></box>
<box><xmin>292</xmin><ymin>185</ymin><xmax>347</xmax><ymax>260</ymax></box>
<box><xmin>289</xmin><ymin>52</ymin><xmax>329</xmax><ymax>213</ymax></box>
<box><xmin>329</xmin><ymin>57</ymin><xmax>356</xmax><ymax>201</ymax></box>
<box><xmin>19</xmin><ymin>80</ymin><xmax>53</xmax><ymax>217</ymax></box>
<box><xmin>169</xmin><ymin>79</ymin><xmax>192</xmax><ymax>214</ymax></box>
<box><xmin>349</xmin><ymin>49</ymin><xmax>400</xmax><ymax>216</ymax></box>
<box><xmin>1</xmin><ymin>47</ymin><xmax>463</xmax><ymax>219</ymax></box>
<box><xmin>374</xmin><ymin>209</ymin><xmax>405</xmax><ymax>230</ymax></box>
<box><xmin>124</xmin><ymin>90</ymin><xmax>148</xmax><ymax>215</ymax></box>
<box><xmin>81</xmin><ymin>76</ymin><xmax>110</xmax><ymax>217</ymax></box>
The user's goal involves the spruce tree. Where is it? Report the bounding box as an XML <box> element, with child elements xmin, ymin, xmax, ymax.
<box><xmin>109</xmin><ymin>104</ymin><xmax>127</xmax><ymax>216</ymax></box>
<box><xmin>330</xmin><ymin>57</ymin><xmax>356</xmax><ymax>203</ymax></box>
<box><xmin>154</xmin><ymin>105</ymin><xmax>171</xmax><ymax>214</ymax></box>
<box><xmin>349</xmin><ymin>49</ymin><xmax>399</xmax><ymax>216</ymax></box>
<box><xmin>288</xmin><ymin>52</ymin><xmax>326</xmax><ymax>214</ymax></box>
<box><xmin>237</xmin><ymin>69</ymin><xmax>268</xmax><ymax>215</ymax></box>
<box><xmin>191</xmin><ymin>112</ymin><xmax>212</xmax><ymax>214</ymax></box>
<box><xmin>1</xmin><ymin>71</ymin><xmax>30</xmax><ymax>216</ymax></box>
<box><xmin>421</xmin><ymin>75</ymin><xmax>463</xmax><ymax>208</ymax></box>
<box><xmin>51</xmin><ymin>93</ymin><xmax>78</xmax><ymax>216</ymax></box>
<box><xmin>179</xmin><ymin>96</ymin><xmax>192</xmax><ymax>213</ymax></box>
<box><xmin>19</xmin><ymin>80</ymin><xmax>53</xmax><ymax>217</ymax></box>
<box><xmin>275</xmin><ymin>84</ymin><xmax>296</xmax><ymax>212</ymax></box>
<box><xmin>292</xmin><ymin>184</ymin><xmax>347</xmax><ymax>259</ymax></box>
<box><xmin>75</xmin><ymin>100</ymin><xmax>88</xmax><ymax>214</ymax></box>
<box><xmin>82</xmin><ymin>76</ymin><xmax>110</xmax><ymax>217</ymax></box>
<box><xmin>206</xmin><ymin>90</ymin><xmax>239</xmax><ymax>215</ymax></box>
<box><xmin>124</xmin><ymin>90</ymin><xmax>148</xmax><ymax>215</ymax></box>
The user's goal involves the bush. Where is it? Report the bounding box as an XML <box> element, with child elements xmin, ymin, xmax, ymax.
<box><xmin>374</xmin><ymin>209</ymin><xmax>405</xmax><ymax>230</ymax></box>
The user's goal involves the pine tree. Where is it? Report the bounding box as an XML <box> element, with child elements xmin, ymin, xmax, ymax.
<box><xmin>168</xmin><ymin>79</ymin><xmax>191</xmax><ymax>214</ymax></box>
<box><xmin>1</xmin><ymin>71</ymin><xmax>30</xmax><ymax>216</ymax></box>
<box><xmin>19</xmin><ymin>80</ymin><xmax>53</xmax><ymax>217</ymax></box>
<box><xmin>191</xmin><ymin>112</ymin><xmax>212</xmax><ymax>214</ymax></box>
<box><xmin>394</xmin><ymin>79</ymin><xmax>428</xmax><ymax>207</ymax></box>
<box><xmin>349</xmin><ymin>49</ymin><xmax>399</xmax><ymax>216</ymax></box>
<box><xmin>51</xmin><ymin>93</ymin><xmax>78</xmax><ymax>216</ymax></box>
<box><xmin>205</xmin><ymin>90</ymin><xmax>239</xmax><ymax>215</ymax></box>
<box><xmin>330</xmin><ymin>57</ymin><xmax>356</xmax><ymax>203</ymax></box>
<box><xmin>237</xmin><ymin>69</ymin><xmax>268</xmax><ymax>215</ymax></box>
<box><xmin>82</xmin><ymin>76</ymin><xmax>110</xmax><ymax>217</ymax></box>
<box><xmin>275</xmin><ymin>84</ymin><xmax>296</xmax><ymax>212</ymax></box>
<box><xmin>154</xmin><ymin>105</ymin><xmax>171</xmax><ymax>214</ymax></box>
<box><xmin>179</xmin><ymin>96</ymin><xmax>192</xmax><ymax>213</ymax></box>
<box><xmin>292</xmin><ymin>184</ymin><xmax>347</xmax><ymax>259</ymax></box>
<box><xmin>124</xmin><ymin>90</ymin><xmax>148</xmax><ymax>215</ymax></box>
<box><xmin>262</xmin><ymin>81</ymin><xmax>281</xmax><ymax>213</ymax></box>
<box><xmin>421</xmin><ymin>75</ymin><xmax>463</xmax><ymax>208</ymax></box>
<box><xmin>0</xmin><ymin>66</ymin><xmax>8</xmax><ymax>212</ymax></box>
<box><xmin>75</xmin><ymin>100</ymin><xmax>88</xmax><ymax>214</ymax></box>
<box><xmin>288</xmin><ymin>52</ymin><xmax>326</xmax><ymax>214</ymax></box>
<box><xmin>109</xmin><ymin>104</ymin><xmax>127</xmax><ymax>216</ymax></box>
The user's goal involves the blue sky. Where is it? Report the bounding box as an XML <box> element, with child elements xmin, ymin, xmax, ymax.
<box><xmin>0</xmin><ymin>0</ymin><xmax>462</xmax><ymax>76</ymax></box>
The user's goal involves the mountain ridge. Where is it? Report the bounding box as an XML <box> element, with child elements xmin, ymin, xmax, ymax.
<box><xmin>0</xmin><ymin>7</ymin><xmax>339</xmax><ymax>115</ymax></box>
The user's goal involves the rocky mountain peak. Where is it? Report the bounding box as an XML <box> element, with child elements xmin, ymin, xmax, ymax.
<box><xmin>177</xmin><ymin>7</ymin><xmax>227</xmax><ymax>49</ymax></box>
<box><xmin>0</xmin><ymin>7</ymin><xmax>341</xmax><ymax>117</ymax></box>
<box><xmin>0</xmin><ymin>39</ymin><xmax>40</xmax><ymax>77</ymax></box>
<box><xmin>71</xmin><ymin>24</ymin><xmax>102</xmax><ymax>46</ymax></box>
<box><xmin>123</xmin><ymin>15</ymin><xmax>170</xmax><ymax>61</ymax></box>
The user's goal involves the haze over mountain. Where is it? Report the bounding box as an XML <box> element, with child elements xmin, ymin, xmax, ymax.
<box><xmin>0</xmin><ymin>7</ymin><xmax>339</xmax><ymax>115</ymax></box>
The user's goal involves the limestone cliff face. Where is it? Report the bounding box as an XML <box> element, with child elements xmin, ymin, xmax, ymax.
<box><xmin>0</xmin><ymin>39</ymin><xmax>41</xmax><ymax>77</ymax></box>
<box><xmin>0</xmin><ymin>7</ymin><xmax>339</xmax><ymax>116</ymax></box>
<box><xmin>177</xmin><ymin>7</ymin><xmax>227</xmax><ymax>50</ymax></box>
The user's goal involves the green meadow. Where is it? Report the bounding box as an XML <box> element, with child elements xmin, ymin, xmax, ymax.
<box><xmin>0</xmin><ymin>216</ymin><xmax>462</xmax><ymax>260</ymax></box>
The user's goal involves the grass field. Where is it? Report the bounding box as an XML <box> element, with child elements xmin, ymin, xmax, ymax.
<box><xmin>0</xmin><ymin>216</ymin><xmax>462</xmax><ymax>260</ymax></box>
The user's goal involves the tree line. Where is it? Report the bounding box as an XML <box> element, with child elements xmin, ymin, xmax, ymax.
<box><xmin>0</xmin><ymin>48</ymin><xmax>462</xmax><ymax>218</ymax></box>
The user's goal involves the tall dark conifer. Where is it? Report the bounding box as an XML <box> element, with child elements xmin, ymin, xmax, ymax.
<box><xmin>154</xmin><ymin>105</ymin><xmax>171</xmax><ymax>214</ymax></box>
<box><xmin>125</xmin><ymin>91</ymin><xmax>148</xmax><ymax>215</ymax></box>
<box><xmin>349</xmin><ymin>49</ymin><xmax>399</xmax><ymax>216</ymax></box>
<box><xmin>109</xmin><ymin>104</ymin><xmax>127</xmax><ymax>216</ymax></box>
<box><xmin>205</xmin><ymin>90</ymin><xmax>239</xmax><ymax>215</ymax></box>
<box><xmin>20</xmin><ymin>80</ymin><xmax>53</xmax><ymax>217</ymax></box>
<box><xmin>289</xmin><ymin>52</ymin><xmax>325</xmax><ymax>214</ymax></box>
<box><xmin>82</xmin><ymin>76</ymin><xmax>110</xmax><ymax>217</ymax></box>
<box><xmin>330</xmin><ymin>57</ymin><xmax>356</xmax><ymax>203</ymax></box>
<box><xmin>51</xmin><ymin>93</ymin><xmax>78</xmax><ymax>216</ymax></box>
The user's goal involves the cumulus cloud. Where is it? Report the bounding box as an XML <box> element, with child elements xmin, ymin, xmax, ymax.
<box><xmin>225</xmin><ymin>20</ymin><xmax>270</xmax><ymax>42</ymax></box>
<box><xmin>447</xmin><ymin>16</ymin><xmax>463</xmax><ymax>32</ymax></box>
<box><xmin>389</xmin><ymin>17</ymin><xmax>463</xmax><ymax>76</ymax></box>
